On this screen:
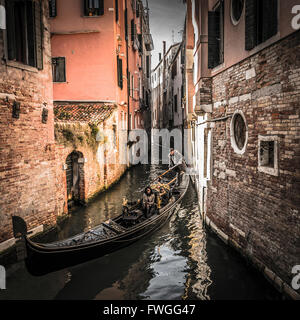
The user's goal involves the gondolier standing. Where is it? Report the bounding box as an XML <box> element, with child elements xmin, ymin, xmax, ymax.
<box><xmin>168</xmin><ymin>148</ymin><xmax>186</xmax><ymax>186</ymax></box>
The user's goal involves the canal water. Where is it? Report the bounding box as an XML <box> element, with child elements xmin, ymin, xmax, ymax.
<box><xmin>0</xmin><ymin>165</ymin><xmax>281</xmax><ymax>300</ymax></box>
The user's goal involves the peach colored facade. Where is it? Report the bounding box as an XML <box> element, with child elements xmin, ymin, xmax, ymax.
<box><xmin>50</xmin><ymin>0</ymin><xmax>152</xmax><ymax>131</ymax></box>
<box><xmin>51</xmin><ymin>0</ymin><xmax>126</xmax><ymax>104</ymax></box>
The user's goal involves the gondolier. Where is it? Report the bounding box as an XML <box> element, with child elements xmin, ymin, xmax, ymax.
<box><xmin>168</xmin><ymin>148</ymin><xmax>186</xmax><ymax>186</ymax></box>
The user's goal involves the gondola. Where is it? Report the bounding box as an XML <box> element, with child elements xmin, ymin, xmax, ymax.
<box><xmin>12</xmin><ymin>168</ymin><xmax>190</xmax><ymax>276</ymax></box>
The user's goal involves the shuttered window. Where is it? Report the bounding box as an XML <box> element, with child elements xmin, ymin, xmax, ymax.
<box><xmin>115</xmin><ymin>0</ymin><xmax>118</xmax><ymax>22</ymax></box>
<box><xmin>52</xmin><ymin>57</ymin><xmax>66</xmax><ymax>82</ymax></box>
<box><xmin>208</xmin><ymin>2</ymin><xmax>224</xmax><ymax>69</ymax></box>
<box><xmin>124</xmin><ymin>8</ymin><xmax>128</xmax><ymax>40</ymax></box>
<box><xmin>146</xmin><ymin>56</ymin><xmax>150</xmax><ymax>78</ymax></box>
<box><xmin>131</xmin><ymin>19</ymin><xmax>135</xmax><ymax>41</ymax></box>
<box><xmin>6</xmin><ymin>0</ymin><xmax>43</xmax><ymax>69</ymax></box>
<box><xmin>84</xmin><ymin>0</ymin><xmax>104</xmax><ymax>16</ymax></box>
<box><xmin>117</xmin><ymin>55</ymin><xmax>123</xmax><ymax>89</ymax></box>
<box><xmin>245</xmin><ymin>0</ymin><xmax>278</xmax><ymax>51</ymax></box>
<box><xmin>49</xmin><ymin>0</ymin><xmax>56</xmax><ymax>18</ymax></box>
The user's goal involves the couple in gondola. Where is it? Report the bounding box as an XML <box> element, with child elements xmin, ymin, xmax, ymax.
<box><xmin>142</xmin><ymin>148</ymin><xmax>186</xmax><ymax>218</ymax></box>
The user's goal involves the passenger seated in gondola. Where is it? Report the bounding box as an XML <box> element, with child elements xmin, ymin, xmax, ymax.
<box><xmin>142</xmin><ymin>187</ymin><xmax>156</xmax><ymax>218</ymax></box>
<box><xmin>158</xmin><ymin>186</ymin><xmax>170</xmax><ymax>208</ymax></box>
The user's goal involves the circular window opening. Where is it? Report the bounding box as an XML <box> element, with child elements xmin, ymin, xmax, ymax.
<box><xmin>234</xmin><ymin>114</ymin><xmax>246</xmax><ymax>150</ymax></box>
<box><xmin>230</xmin><ymin>111</ymin><xmax>248</xmax><ymax>155</ymax></box>
<box><xmin>231</xmin><ymin>0</ymin><xmax>244</xmax><ymax>25</ymax></box>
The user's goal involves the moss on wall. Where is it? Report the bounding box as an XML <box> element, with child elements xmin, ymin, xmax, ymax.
<box><xmin>54</xmin><ymin>122</ymin><xmax>101</xmax><ymax>152</ymax></box>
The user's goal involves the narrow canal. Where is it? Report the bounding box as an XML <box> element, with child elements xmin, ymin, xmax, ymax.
<box><xmin>1</xmin><ymin>165</ymin><xmax>281</xmax><ymax>300</ymax></box>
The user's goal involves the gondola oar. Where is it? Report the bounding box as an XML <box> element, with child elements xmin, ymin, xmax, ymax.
<box><xmin>150</xmin><ymin>164</ymin><xmax>180</xmax><ymax>184</ymax></box>
<box><xmin>136</xmin><ymin>164</ymin><xmax>180</xmax><ymax>193</ymax></box>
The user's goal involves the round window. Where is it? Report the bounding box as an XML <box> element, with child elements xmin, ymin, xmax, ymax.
<box><xmin>230</xmin><ymin>111</ymin><xmax>248</xmax><ymax>154</ymax></box>
<box><xmin>234</xmin><ymin>114</ymin><xmax>246</xmax><ymax>150</ymax></box>
<box><xmin>231</xmin><ymin>0</ymin><xmax>244</xmax><ymax>25</ymax></box>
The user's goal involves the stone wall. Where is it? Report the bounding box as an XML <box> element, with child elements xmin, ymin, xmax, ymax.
<box><xmin>206</xmin><ymin>31</ymin><xmax>300</xmax><ymax>292</ymax></box>
<box><xmin>0</xmin><ymin>0</ymin><xmax>64</xmax><ymax>243</ymax></box>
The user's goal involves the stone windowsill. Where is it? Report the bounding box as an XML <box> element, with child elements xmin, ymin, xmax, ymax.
<box><xmin>5</xmin><ymin>60</ymin><xmax>39</xmax><ymax>73</ymax></box>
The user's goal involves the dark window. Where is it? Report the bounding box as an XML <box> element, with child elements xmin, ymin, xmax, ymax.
<box><xmin>6</xmin><ymin>0</ymin><xmax>43</xmax><ymax>69</ymax></box>
<box><xmin>49</xmin><ymin>0</ymin><xmax>57</xmax><ymax>18</ymax></box>
<box><xmin>245</xmin><ymin>0</ymin><xmax>278</xmax><ymax>51</ymax></box>
<box><xmin>138</xmin><ymin>33</ymin><xmax>143</xmax><ymax>53</ymax></box>
<box><xmin>208</xmin><ymin>2</ymin><xmax>224</xmax><ymax>69</ymax></box>
<box><xmin>117</xmin><ymin>55</ymin><xmax>123</xmax><ymax>89</ymax></box>
<box><xmin>233</xmin><ymin>114</ymin><xmax>246</xmax><ymax>150</ymax></box>
<box><xmin>174</xmin><ymin>95</ymin><xmax>178</xmax><ymax>113</ymax></box>
<box><xmin>84</xmin><ymin>0</ymin><xmax>104</xmax><ymax>17</ymax></box>
<box><xmin>52</xmin><ymin>57</ymin><xmax>66</xmax><ymax>82</ymax></box>
<box><xmin>146</xmin><ymin>56</ymin><xmax>150</xmax><ymax>78</ymax></box>
<box><xmin>124</xmin><ymin>8</ymin><xmax>128</xmax><ymax>40</ymax></box>
<box><xmin>172</xmin><ymin>61</ymin><xmax>177</xmax><ymax>79</ymax></box>
<box><xmin>231</xmin><ymin>0</ymin><xmax>244</xmax><ymax>24</ymax></box>
<box><xmin>260</xmin><ymin>141</ymin><xmax>275</xmax><ymax>168</ymax></box>
<box><xmin>115</xmin><ymin>0</ymin><xmax>118</xmax><ymax>21</ymax></box>
<box><xmin>131</xmin><ymin>19</ymin><xmax>135</xmax><ymax>41</ymax></box>
<box><xmin>130</xmin><ymin>19</ymin><xmax>137</xmax><ymax>44</ymax></box>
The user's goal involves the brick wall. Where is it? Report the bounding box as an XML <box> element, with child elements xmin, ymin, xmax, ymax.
<box><xmin>0</xmin><ymin>1</ymin><xmax>64</xmax><ymax>242</ymax></box>
<box><xmin>207</xmin><ymin>31</ymin><xmax>300</xmax><ymax>287</ymax></box>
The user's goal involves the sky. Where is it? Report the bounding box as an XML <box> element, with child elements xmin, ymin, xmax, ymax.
<box><xmin>144</xmin><ymin>0</ymin><xmax>186</xmax><ymax>69</ymax></box>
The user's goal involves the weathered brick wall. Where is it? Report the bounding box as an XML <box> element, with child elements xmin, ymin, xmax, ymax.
<box><xmin>0</xmin><ymin>1</ymin><xmax>65</xmax><ymax>242</ymax></box>
<box><xmin>54</xmin><ymin>110</ymin><xmax>127</xmax><ymax>204</ymax></box>
<box><xmin>207</xmin><ymin>31</ymin><xmax>300</xmax><ymax>286</ymax></box>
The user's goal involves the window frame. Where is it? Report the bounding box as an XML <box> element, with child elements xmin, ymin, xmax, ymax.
<box><xmin>5</xmin><ymin>0</ymin><xmax>44</xmax><ymax>70</ymax></box>
<box><xmin>245</xmin><ymin>0</ymin><xmax>278</xmax><ymax>51</ymax></box>
<box><xmin>208</xmin><ymin>1</ymin><xmax>224</xmax><ymax>69</ymax></box>
<box><xmin>83</xmin><ymin>0</ymin><xmax>104</xmax><ymax>17</ymax></box>
<box><xmin>230</xmin><ymin>0</ymin><xmax>244</xmax><ymax>26</ymax></box>
<box><xmin>52</xmin><ymin>57</ymin><xmax>66</xmax><ymax>82</ymax></box>
<box><xmin>258</xmin><ymin>135</ymin><xmax>279</xmax><ymax>176</ymax></box>
<box><xmin>230</xmin><ymin>110</ymin><xmax>248</xmax><ymax>155</ymax></box>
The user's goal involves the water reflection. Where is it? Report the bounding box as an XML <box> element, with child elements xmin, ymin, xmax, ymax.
<box><xmin>0</xmin><ymin>165</ymin><xmax>281</xmax><ymax>300</ymax></box>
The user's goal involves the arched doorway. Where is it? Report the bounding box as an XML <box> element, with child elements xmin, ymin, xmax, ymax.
<box><xmin>66</xmin><ymin>151</ymin><xmax>85</xmax><ymax>206</ymax></box>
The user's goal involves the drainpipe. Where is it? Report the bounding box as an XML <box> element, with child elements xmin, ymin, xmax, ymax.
<box><xmin>125</xmin><ymin>0</ymin><xmax>130</xmax><ymax>138</ymax></box>
<box><xmin>125</xmin><ymin>0</ymin><xmax>130</xmax><ymax>168</ymax></box>
<box><xmin>163</xmin><ymin>41</ymin><xmax>166</xmax><ymax>128</ymax></box>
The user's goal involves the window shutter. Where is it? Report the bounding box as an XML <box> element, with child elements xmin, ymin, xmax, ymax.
<box><xmin>124</xmin><ymin>8</ymin><xmax>128</xmax><ymax>40</ymax></box>
<box><xmin>27</xmin><ymin>1</ymin><xmax>36</xmax><ymax>67</ymax></box>
<box><xmin>99</xmin><ymin>0</ymin><xmax>104</xmax><ymax>15</ymax></box>
<box><xmin>34</xmin><ymin>0</ymin><xmax>43</xmax><ymax>70</ymax></box>
<box><xmin>58</xmin><ymin>58</ymin><xmax>66</xmax><ymax>82</ymax></box>
<box><xmin>245</xmin><ymin>0</ymin><xmax>257</xmax><ymax>51</ymax></box>
<box><xmin>146</xmin><ymin>56</ymin><xmax>150</xmax><ymax>78</ymax></box>
<box><xmin>208</xmin><ymin>11</ymin><xmax>220</xmax><ymax>69</ymax></box>
<box><xmin>262</xmin><ymin>0</ymin><xmax>277</xmax><ymax>42</ymax></box>
<box><xmin>117</xmin><ymin>56</ymin><xmax>123</xmax><ymax>89</ymax></box>
<box><xmin>131</xmin><ymin>19</ymin><xmax>134</xmax><ymax>41</ymax></box>
<box><xmin>6</xmin><ymin>0</ymin><xmax>16</xmax><ymax>60</ymax></box>
<box><xmin>115</xmin><ymin>0</ymin><xmax>118</xmax><ymax>21</ymax></box>
<box><xmin>49</xmin><ymin>0</ymin><xmax>57</xmax><ymax>17</ymax></box>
